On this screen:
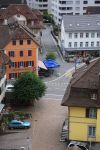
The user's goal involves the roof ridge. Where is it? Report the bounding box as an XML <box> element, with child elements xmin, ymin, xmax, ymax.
<box><xmin>72</xmin><ymin>58</ymin><xmax>100</xmax><ymax>87</ymax></box>
<box><xmin>19</xmin><ymin>24</ymin><xmax>39</xmax><ymax>46</ymax></box>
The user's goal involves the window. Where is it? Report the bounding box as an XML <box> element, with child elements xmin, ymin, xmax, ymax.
<box><xmin>74</xmin><ymin>42</ymin><xmax>77</xmax><ymax>47</ymax></box>
<box><xmin>96</xmin><ymin>41</ymin><xmax>100</xmax><ymax>47</ymax></box>
<box><xmin>80</xmin><ymin>33</ymin><xmax>83</xmax><ymax>38</ymax></box>
<box><xmin>91</xmin><ymin>42</ymin><xmax>94</xmax><ymax>47</ymax></box>
<box><xmin>20</xmin><ymin>40</ymin><xmax>23</xmax><ymax>45</ymax></box>
<box><xmin>91</xmin><ymin>33</ymin><xmax>95</xmax><ymax>38</ymax></box>
<box><xmin>9</xmin><ymin>73</ymin><xmax>17</xmax><ymax>79</ymax></box>
<box><xmin>86</xmin><ymin>108</ymin><xmax>97</xmax><ymax>118</ymax></box>
<box><xmin>27</xmin><ymin>40</ymin><xmax>31</xmax><ymax>45</ymax></box>
<box><xmin>76</xmin><ymin>0</ymin><xmax>80</xmax><ymax>4</ymax></box>
<box><xmin>88</xmin><ymin>126</ymin><xmax>96</xmax><ymax>137</ymax></box>
<box><xmin>19</xmin><ymin>61</ymin><xmax>24</xmax><ymax>67</ymax></box>
<box><xmin>86</xmin><ymin>33</ymin><xmax>89</xmax><ymax>38</ymax></box>
<box><xmin>97</xmin><ymin>33</ymin><xmax>100</xmax><ymax>38</ymax></box>
<box><xmin>11</xmin><ymin>62</ymin><xmax>16</xmax><ymax>68</ymax></box>
<box><xmin>66</xmin><ymin>7</ymin><xmax>72</xmax><ymax>10</ymax></box>
<box><xmin>95</xmin><ymin>1</ymin><xmax>100</xmax><ymax>4</ymax></box>
<box><xmin>91</xmin><ymin>93</ymin><xmax>97</xmax><ymax>100</ymax></box>
<box><xmin>83</xmin><ymin>1</ymin><xmax>88</xmax><ymax>4</ymax></box>
<box><xmin>28</xmin><ymin>61</ymin><xmax>33</xmax><ymax>66</ymax></box>
<box><xmin>69</xmin><ymin>33</ymin><xmax>72</xmax><ymax>38</ymax></box>
<box><xmin>9</xmin><ymin>51</ymin><xmax>15</xmax><ymax>57</ymax></box>
<box><xmin>20</xmin><ymin>51</ymin><xmax>23</xmax><ymax>57</ymax></box>
<box><xmin>12</xmin><ymin>40</ymin><xmax>16</xmax><ymax>45</ymax></box>
<box><xmin>28</xmin><ymin>50</ymin><xmax>32</xmax><ymax>56</ymax></box>
<box><xmin>74</xmin><ymin>33</ymin><xmax>78</xmax><ymax>38</ymax></box>
<box><xmin>80</xmin><ymin>42</ymin><xmax>83</xmax><ymax>47</ymax></box>
<box><xmin>68</xmin><ymin>42</ymin><xmax>72</xmax><ymax>47</ymax></box>
<box><xmin>75</xmin><ymin>7</ymin><xmax>80</xmax><ymax>10</ymax></box>
<box><xmin>85</xmin><ymin>42</ymin><xmax>88</xmax><ymax>47</ymax></box>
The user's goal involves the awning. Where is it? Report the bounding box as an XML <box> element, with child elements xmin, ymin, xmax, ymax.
<box><xmin>43</xmin><ymin>59</ymin><xmax>60</xmax><ymax>69</ymax></box>
<box><xmin>0</xmin><ymin>103</ymin><xmax>4</xmax><ymax>112</ymax></box>
<box><xmin>38</xmin><ymin>60</ymin><xmax>47</xmax><ymax>70</ymax></box>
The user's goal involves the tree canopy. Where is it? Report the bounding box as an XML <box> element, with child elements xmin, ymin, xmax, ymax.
<box><xmin>12</xmin><ymin>72</ymin><xmax>46</xmax><ymax>105</ymax></box>
<box><xmin>46</xmin><ymin>52</ymin><xmax>56</xmax><ymax>60</ymax></box>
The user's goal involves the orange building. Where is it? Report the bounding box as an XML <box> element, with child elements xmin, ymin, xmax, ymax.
<box><xmin>0</xmin><ymin>23</ymin><xmax>39</xmax><ymax>79</ymax></box>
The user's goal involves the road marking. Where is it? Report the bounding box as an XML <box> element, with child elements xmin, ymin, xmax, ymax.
<box><xmin>45</xmin><ymin>94</ymin><xmax>63</xmax><ymax>97</ymax></box>
<box><xmin>42</xmin><ymin>97</ymin><xmax>62</xmax><ymax>101</ymax></box>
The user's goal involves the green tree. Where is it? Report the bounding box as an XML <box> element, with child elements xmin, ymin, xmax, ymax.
<box><xmin>46</xmin><ymin>52</ymin><xmax>56</xmax><ymax>60</ymax></box>
<box><xmin>12</xmin><ymin>72</ymin><xmax>46</xmax><ymax>105</ymax></box>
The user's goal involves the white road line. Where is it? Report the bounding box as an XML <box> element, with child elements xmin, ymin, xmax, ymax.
<box><xmin>42</xmin><ymin>97</ymin><xmax>62</xmax><ymax>101</ymax></box>
<box><xmin>44</xmin><ymin>94</ymin><xmax>63</xmax><ymax>97</ymax></box>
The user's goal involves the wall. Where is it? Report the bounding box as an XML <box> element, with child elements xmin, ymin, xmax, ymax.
<box><xmin>5</xmin><ymin>39</ymin><xmax>38</xmax><ymax>79</ymax></box>
<box><xmin>0</xmin><ymin>75</ymin><xmax>6</xmax><ymax>103</ymax></box>
<box><xmin>69</xmin><ymin>107</ymin><xmax>97</xmax><ymax>142</ymax></box>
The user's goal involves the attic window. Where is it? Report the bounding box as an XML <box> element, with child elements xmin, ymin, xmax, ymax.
<box><xmin>77</xmin><ymin>24</ymin><xmax>79</xmax><ymax>26</ymax></box>
<box><xmin>88</xmin><ymin>23</ymin><xmax>90</xmax><ymax>26</ymax></box>
<box><xmin>91</xmin><ymin>93</ymin><xmax>97</xmax><ymax>100</ymax></box>
<box><xmin>69</xmin><ymin>24</ymin><xmax>72</xmax><ymax>27</ymax></box>
<box><xmin>97</xmin><ymin>22</ymin><xmax>100</xmax><ymax>26</ymax></box>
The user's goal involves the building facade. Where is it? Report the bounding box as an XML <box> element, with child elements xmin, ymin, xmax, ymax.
<box><xmin>0</xmin><ymin>4</ymin><xmax>44</xmax><ymax>36</ymax></box>
<box><xmin>60</xmin><ymin>14</ymin><xmax>100</xmax><ymax>60</ymax></box>
<box><xmin>62</xmin><ymin>58</ymin><xmax>100</xmax><ymax>142</ymax></box>
<box><xmin>27</xmin><ymin>0</ymin><xmax>51</xmax><ymax>12</ymax></box>
<box><xmin>51</xmin><ymin>0</ymin><xmax>100</xmax><ymax>25</ymax></box>
<box><xmin>0</xmin><ymin>24</ymin><xmax>39</xmax><ymax>80</ymax></box>
<box><xmin>0</xmin><ymin>51</ymin><xmax>10</xmax><ymax>112</ymax></box>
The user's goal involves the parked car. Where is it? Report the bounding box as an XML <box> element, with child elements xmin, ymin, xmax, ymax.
<box><xmin>8</xmin><ymin>120</ymin><xmax>31</xmax><ymax>129</ymax></box>
<box><xmin>68</xmin><ymin>141</ymin><xmax>88</xmax><ymax>150</ymax></box>
<box><xmin>6</xmin><ymin>84</ymin><xmax>14</xmax><ymax>92</ymax></box>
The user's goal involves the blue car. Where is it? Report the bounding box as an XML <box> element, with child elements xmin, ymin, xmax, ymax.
<box><xmin>8</xmin><ymin>120</ymin><xmax>31</xmax><ymax>129</ymax></box>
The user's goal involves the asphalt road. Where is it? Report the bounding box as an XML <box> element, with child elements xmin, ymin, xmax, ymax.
<box><xmin>39</xmin><ymin>25</ymin><xmax>74</xmax><ymax>100</ymax></box>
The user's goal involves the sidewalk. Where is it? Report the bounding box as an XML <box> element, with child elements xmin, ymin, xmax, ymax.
<box><xmin>31</xmin><ymin>99</ymin><xmax>67</xmax><ymax>150</ymax></box>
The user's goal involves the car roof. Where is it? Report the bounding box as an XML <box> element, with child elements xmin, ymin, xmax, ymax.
<box><xmin>11</xmin><ymin>120</ymin><xmax>22</xmax><ymax>123</ymax></box>
<box><xmin>6</xmin><ymin>84</ymin><xmax>14</xmax><ymax>88</ymax></box>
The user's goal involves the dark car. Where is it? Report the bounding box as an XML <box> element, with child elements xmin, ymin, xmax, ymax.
<box><xmin>68</xmin><ymin>141</ymin><xmax>88</xmax><ymax>150</ymax></box>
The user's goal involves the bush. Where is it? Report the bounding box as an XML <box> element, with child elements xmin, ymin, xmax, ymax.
<box><xmin>46</xmin><ymin>52</ymin><xmax>56</xmax><ymax>60</ymax></box>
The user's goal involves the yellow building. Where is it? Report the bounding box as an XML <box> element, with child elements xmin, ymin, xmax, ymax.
<box><xmin>62</xmin><ymin>58</ymin><xmax>100</xmax><ymax>142</ymax></box>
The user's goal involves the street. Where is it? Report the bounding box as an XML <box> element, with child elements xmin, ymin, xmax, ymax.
<box><xmin>39</xmin><ymin>25</ymin><xmax>74</xmax><ymax>100</ymax></box>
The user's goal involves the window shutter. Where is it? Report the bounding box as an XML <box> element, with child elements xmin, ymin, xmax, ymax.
<box><xmin>32</xmin><ymin>61</ymin><xmax>34</xmax><ymax>66</ymax></box>
<box><xmin>86</xmin><ymin>108</ymin><xmax>89</xmax><ymax>118</ymax></box>
<box><xmin>9</xmin><ymin>73</ymin><xmax>11</xmax><ymax>79</ymax></box>
<box><xmin>18</xmin><ymin>62</ymin><xmax>20</xmax><ymax>68</ymax></box>
<box><xmin>26</xmin><ymin>61</ymin><xmax>28</xmax><ymax>67</ymax></box>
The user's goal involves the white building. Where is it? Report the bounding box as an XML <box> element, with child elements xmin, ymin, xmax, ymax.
<box><xmin>60</xmin><ymin>14</ymin><xmax>100</xmax><ymax>59</ymax></box>
<box><xmin>27</xmin><ymin>0</ymin><xmax>52</xmax><ymax>12</ymax></box>
<box><xmin>51</xmin><ymin>0</ymin><xmax>100</xmax><ymax>25</ymax></box>
<box><xmin>0</xmin><ymin>51</ymin><xmax>10</xmax><ymax>113</ymax></box>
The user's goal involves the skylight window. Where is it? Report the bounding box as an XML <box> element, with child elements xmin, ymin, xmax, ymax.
<box><xmin>69</xmin><ymin>24</ymin><xmax>72</xmax><ymax>27</ymax></box>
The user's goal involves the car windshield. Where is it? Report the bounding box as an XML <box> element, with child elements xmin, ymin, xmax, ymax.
<box><xmin>78</xmin><ymin>145</ymin><xmax>87</xmax><ymax>150</ymax></box>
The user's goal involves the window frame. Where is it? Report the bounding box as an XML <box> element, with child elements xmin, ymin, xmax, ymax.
<box><xmin>88</xmin><ymin>126</ymin><xmax>96</xmax><ymax>137</ymax></box>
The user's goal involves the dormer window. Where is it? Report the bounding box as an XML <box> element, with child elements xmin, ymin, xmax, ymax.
<box><xmin>91</xmin><ymin>93</ymin><xmax>97</xmax><ymax>100</ymax></box>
